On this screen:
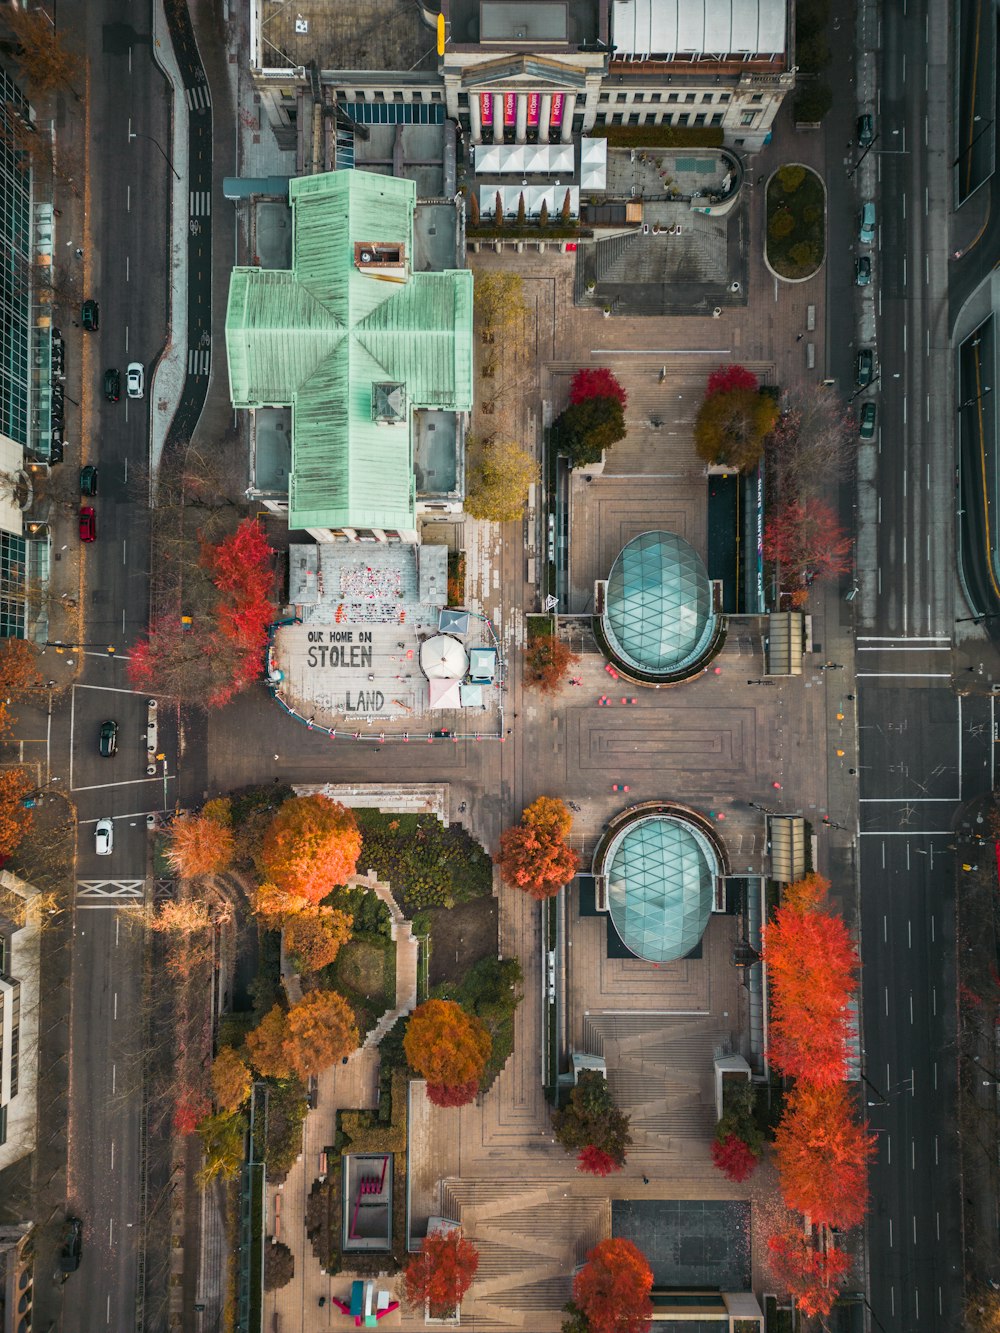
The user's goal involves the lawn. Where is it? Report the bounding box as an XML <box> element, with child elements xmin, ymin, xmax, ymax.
<box><xmin>326</xmin><ymin>934</ymin><xmax>396</xmax><ymax>1038</ymax></box>
<box><xmin>765</xmin><ymin>164</ymin><xmax>825</xmax><ymax>280</ymax></box>
<box><xmin>426</xmin><ymin>898</ymin><xmax>498</xmax><ymax>990</ymax></box>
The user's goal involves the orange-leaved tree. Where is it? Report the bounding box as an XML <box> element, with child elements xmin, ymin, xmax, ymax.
<box><xmin>245</xmin><ymin>990</ymin><xmax>359</xmax><ymax>1080</ymax></box>
<box><xmin>404</xmin><ymin>1228</ymin><xmax>479</xmax><ymax>1318</ymax></box>
<box><xmin>211</xmin><ymin>1047</ymin><xmax>253</xmax><ymax>1113</ymax></box>
<box><xmin>165</xmin><ymin>813</ymin><xmax>235</xmax><ymax>878</ymax></box>
<box><xmin>245</xmin><ymin>1004</ymin><xmax>293</xmax><ymax>1079</ymax></box>
<box><xmin>0</xmin><ymin>767</ymin><xmax>35</xmax><ymax>856</ymax></box>
<box><xmin>259</xmin><ymin>795</ymin><xmax>362</xmax><ymax>904</ymax></box>
<box><xmin>498</xmin><ymin>796</ymin><xmax>580</xmax><ymax>900</ymax></box>
<box><xmin>572</xmin><ymin>1238</ymin><xmax>654</xmax><ymax>1333</ymax></box>
<box><xmin>767</xmin><ymin>1230</ymin><xmax>852</xmax><ymax>1318</ymax></box>
<box><xmin>0</xmin><ymin>637</ymin><xmax>43</xmax><ymax>701</ymax></box>
<box><xmin>524</xmin><ymin>634</ymin><xmax>579</xmax><ymax>694</ymax></box>
<box><xmin>251</xmin><ymin>881</ymin><xmax>313</xmax><ymax>925</ymax></box>
<box><xmin>404</xmin><ymin>999</ymin><xmax>491</xmax><ymax>1094</ymax></box>
<box><xmin>284</xmin><ymin>908</ymin><xmax>353</xmax><ymax>972</ymax></box>
<box><xmin>773</xmin><ymin>1082</ymin><xmax>874</xmax><ymax>1230</ymax></box>
<box><xmin>762</xmin><ymin>872</ymin><xmax>857</xmax><ymax>1085</ymax></box>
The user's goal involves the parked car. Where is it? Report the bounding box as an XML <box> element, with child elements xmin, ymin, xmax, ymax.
<box><xmin>858</xmin><ymin>201</ymin><xmax>875</xmax><ymax>245</ymax></box>
<box><xmin>81</xmin><ymin>299</ymin><xmax>99</xmax><ymax>332</ymax></box>
<box><xmin>126</xmin><ymin>362</ymin><xmax>144</xmax><ymax>399</ymax></box>
<box><xmin>859</xmin><ymin>401</ymin><xmax>877</xmax><ymax>440</ymax></box>
<box><xmin>104</xmin><ymin>368</ymin><xmax>120</xmax><ymax>402</ymax></box>
<box><xmin>78</xmin><ymin>506</ymin><xmax>95</xmax><ymax>542</ymax></box>
<box><xmin>857</xmin><ymin>113</ymin><xmax>875</xmax><ymax>148</ymax></box>
<box><xmin>98</xmin><ymin>720</ymin><xmax>118</xmax><ymax>758</ymax></box>
<box><xmin>855</xmin><ymin>256</ymin><xmax>872</xmax><ymax>286</ymax></box>
<box><xmin>856</xmin><ymin>349</ymin><xmax>874</xmax><ymax>387</ymax></box>
<box><xmin>59</xmin><ymin>1218</ymin><xmax>83</xmax><ymax>1273</ymax></box>
<box><xmin>94</xmin><ymin>819</ymin><xmax>114</xmax><ymax>856</ymax></box>
<box><xmin>79</xmin><ymin>464</ymin><xmax>98</xmax><ymax>496</ymax></box>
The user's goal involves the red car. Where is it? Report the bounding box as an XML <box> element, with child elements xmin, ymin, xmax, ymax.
<box><xmin>79</xmin><ymin>507</ymin><xmax>96</xmax><ymax>542</ymax></box>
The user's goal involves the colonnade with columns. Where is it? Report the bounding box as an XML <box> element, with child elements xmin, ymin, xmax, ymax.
<box><xmin>468</xmin><ymin>90</ymin><xmax>577</xmax><ymax>145</ymax></box>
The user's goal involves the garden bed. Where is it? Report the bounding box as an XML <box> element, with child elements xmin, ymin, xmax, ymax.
<box><xmin>765</xmin><ymin>165</ymin><xmax>825</xmax><ymax>280</ymax></box>
<box><xmin>426</xmin><ymin>898</ymin><xmax>498</xmax><ymax>990</ymax></box>
<box><xmin>356</xmin><ymin>811</ymin><xmax>493</xmax><ymax>916</ymax></box>
<box><xmin>324</xmin><ymin>934</ymin><xmax>396</xmax><ymax>1038</ymax></box>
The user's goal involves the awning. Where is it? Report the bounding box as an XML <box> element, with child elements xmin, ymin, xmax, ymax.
<box><xmin>765</xmin><ymin>612</ymin><xmax>804</xmax><ymax>676</ymax></box>
<box><xmin>768</xmin><ymin>815</ymin><xmax>806</xmax><ymax>883</ymax></box>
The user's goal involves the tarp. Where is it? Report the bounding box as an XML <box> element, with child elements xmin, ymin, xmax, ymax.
<box><xmin>475</xmin><ymin>142</ymin><xmax>574</xmax><ymax>175</ymax></box>
<box><xmin>429</xmin><ymin>677</ymin><xmax>463</xmax><ymax>708</ymax></box>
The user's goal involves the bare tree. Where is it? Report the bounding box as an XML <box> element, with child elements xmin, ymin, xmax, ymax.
<box><xmin>766</xmin><ymin>384</ymin><xmax>856</xmax><ymax>504</ymax></box>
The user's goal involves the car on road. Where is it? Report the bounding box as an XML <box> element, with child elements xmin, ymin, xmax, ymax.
<box><xmin>856</xmin><ymin>349</ymin><xmax>874</xmax><ymax>387</ymax></box>
<box><xmin>855</xmin><ymin>256</ymin><xmax>872</xmax><ymax>286</ymax></box>
<box><xmin>858</xmin><ymin>201</ymin><xmax>875</xmax><ymax>245</ymax></box>
<box><xmin>94</xmin><ymin>818</ymin><xmax>114</xmax><ymax>856</ymax></box>
<box><xmin>126</xmin><ymin>362</ymin><xmax>144</xmax><ymax>399</ymax></box>
<box><xmin>99</xmin><ymin>720</ymin><xmax>118</xmax><ymax>758</ymax></box>
<box><xmin>81</xmin><ymin>299</ymin><xmax>99</xmax><ymax>332</ymax></box>
<box><xmin>859</xmin><ymin>401</ymin><xmax>877</xmax><ymax>440</ymax></box>
<box><xmin>59</xmin><ymin>1217</ymin><xmax>83</xmax><ymax>1273</ymax></box>
<box><xmin>78</xmin><ymin>506</ymin><xmax>95</xmax><ymax>543</ymax></box>
<box><xmin>857</xmin><ymin>113</ymin><xmax>875</xmax><ymax>148</ymax></box>
<box><xmin>103</xmin><ymin>367</ymin><xmax>120</xmax><ymax>402</ymax></box>
<box><xmin>79</xmin><ymin>464</ymin><xmax>98</xmax><ymax>495</ymax></box>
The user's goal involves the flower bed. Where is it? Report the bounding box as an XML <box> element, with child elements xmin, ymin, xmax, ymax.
<box><xmin>765</xmin><ymin>164</ymin><xmax>825</xmax><ymax>280</ymax></box>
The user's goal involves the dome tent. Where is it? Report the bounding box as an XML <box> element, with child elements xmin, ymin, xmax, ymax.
<box><xmin>419</xmin><ymin>634</ymin><xmax>469</xmax><ymax>680</ymax></box>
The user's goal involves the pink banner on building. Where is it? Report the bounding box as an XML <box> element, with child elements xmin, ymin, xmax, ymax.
<box><xmin>550</xmin><ymin>92</ymin><xmax>565</xmax><ymax>126</ymax></box>
<box><xmin>527</xmin><ymin>92</ymin><xmax>540</xmax><ymax>126</ymax></box>
<box><xmin>503</xmin><ymin>92</ymin><xmax>517</xmax><ymax>126</ymax></box>
<box><xmin>480</xmin><ymin>93</ymin><xmax>493</xmax><ymax>127</ymax></box>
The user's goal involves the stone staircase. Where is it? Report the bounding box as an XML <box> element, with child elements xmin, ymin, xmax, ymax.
<box><xmin>354</xmin><ymin>871</ymin><xmax>419</xmax><ymax>1050</ymax></box>
<box><xmin>293</xmin><ymin>782</ymin><xmax>449</xmax><ymax>823</ymax></box>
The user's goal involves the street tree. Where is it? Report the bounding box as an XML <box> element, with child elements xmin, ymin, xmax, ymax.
<box><xmin>706</xmin><ymin>364</ymin><xmax>759</xmax><ymax>397</ymax></box>
<box><xmin>472</xmin><ymin>270</ymin><xmax>526</xmax><ymax>336</ymax></box>
<box><xmin>196</xmin><ymin>1110</ymin><xmax>247</xmax><ymax>1186</ymax></box>
<box><xmin>0</xmin><ymin>635</ymin><xmax>43</xmax><ymax>700</ymax></box>
<box><xmin>404</xmin><ymin>1228</ymin><xmax>479</xmax><ymax>1318</ymax></box>
<box><xmin>4</xmin><ymin>7</ymin><xmax>82</xmax><ymax>98</ymax></box>
<box><xmin>773</xmin><ymin>1082</ymin><xmax>874</xmax><ymax>1229</ymax></box>
<box><xmin>766</xmin><ymin>383</ymin><xmax>855</xmax><ymax>504</ymax></box>
<box><xmin>165</xmin><ymin>814</ymin><xmax>235</xmax><ymax>879</ymax></box>
<box><xmin>211</xmin><ymin>1047</ymin><xmax>253</xmax><ymax>1113</ymax></box>
<box><xmin>577</xmin><ymin>1145</ymin><xmax>619</xmax><ymax>1176</ymax></box>
<box><xmin>282</xmin><ymin>991</ymin><xmax>359</xmax><ymax>1078</ymax></box>
<box><xmin>404</xmin><ymin>998</ymin><xmax>492</xmax><ymax>1092</ymax></box>
<box><xmin>711</xmin><ymin>1133</ymin><xmax>759</xmax><ymax>1182</ymax></box>
<box><xmin>763</xmin><ymin>498</ymin><xmax>852</xmax><ymax>588</ymax></box>
<box><xmin>552</xmin><ymin>1070</ymin><xmax>632</xmax><ymax>1170</ymax></box>
<box><xmin>245</xmin><ymin>1004</ymin><xmax>293</xmax><ymax>1079</ymax></box>
<box><xmin>465</xmin><ymin>439</ymin><xmax>538</xmax><ymax>522</ymax></box>
<box><xmin>259</xmin><ymin>794</ymin><xmax>362</xmax><ymax>904</ymax></box>
<box><xmin>554</xmin><ymin>395</ymin><xmax>626</xmax><ymax>468</ymax></box>
<box><xmin>498</xmin><ymin>796</ymin><xmax>580</xmax><ymax>900</ymax></box>
<box><xmin>0</xmin><ymin>767</ymin><xmax>35</xmax><ymax>857</ymax></box>
<box><xmin>251</xmin><ymin>880</ymin><xmax>312</xmax><ymax>926</ymax></box>
<box><xmin>568</xmin><ymin>367</ymin><xmax>627</xmax><ymax>408</ymax></box>
<box><xmin>766</xmin><ymin>1230</ymin><xmax>851</xmax><ymax>1318</ymax></box>
<box><xmin>572</xmin><ymin>1238</ymin><xmax>654</xmax><ymax>1333</ymax></box>
<box><xmin>425</xmin><ymin>1078</ymin><xmax>480</xmax><ymax>1108</ymax></box>
<box><xmin>694</xmin><ymin>385</ymin><xmax>778</xmax><ymax>470</ymax></box>
<box><xmin>264</xmin><ymin>1240</ymin><xmax>295</xmax><ymax>1291</ymax></box>
<box><xmin>524</xmin><ymin>633</ymin><xmax>579</xmax><ymax>693</ymax></box>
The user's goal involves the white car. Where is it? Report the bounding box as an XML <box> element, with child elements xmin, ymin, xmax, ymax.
<box><xmin>95</xmin><ymin>818</ymin><xmax>114</xmax><ymax>856</ymax></box>
<box><xmin>126</xmin><ymin>362</ymin><xmax>144</xmax><ymax>399</ymax></box>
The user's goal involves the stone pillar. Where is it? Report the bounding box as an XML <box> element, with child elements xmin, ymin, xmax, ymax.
<box><xmin>469</xmin><ymin>93</ymin><xmax>482</xmax><ymax>144</ymax></box>
<box><xmin>539</xmin><ymin>93</ymin><xmax>552</xmax><ymax>139</ymax></box>
<box><xmin>493</xmin><ymin>97</ymin><xmax>503</xmax><ymax>144</ymax></box>
<box><xmin>560</xmin><ymin>93</ymin><xmax>575</xmax><ymax>142</ymax></box>
<box><xmin>515</xmin><ymin>93</ymin><xmax>528</xmax><ymax>143</ymax></box>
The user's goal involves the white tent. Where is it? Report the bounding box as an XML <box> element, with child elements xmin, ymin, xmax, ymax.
<box><xmin>428</xmin><ymin>677</ymin><xmax>464</xmax><ymax>709</ymax></box>
<box><xmin>580</xmin><ymin>138</ymin><xmax>607</xmax><ymax>190</ymax></box>
<box><xmin>473</xmin><ymin>143</ymin><xmax>574</xmax><ymax>176</ymax></box>
<box><xmin>420</xmin><ymin>634</ymin><xmax>469</xmax><ymax>680</ymax></box>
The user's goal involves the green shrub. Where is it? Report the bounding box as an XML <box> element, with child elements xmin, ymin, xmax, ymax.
<box><xmin>803</xmin><ymin>204</ymin><xmax>822</xmax><ymax>225</ymax></box>
<box><xmin>339</xmin><ymin>1069</ymin><xmax>409</xmax><ymax>1153</ymax></box>
<box><xmin>797</xmin><ymin>33</ymin><xmax>830</xmax><ymax>72</ymax></box>
<box><xmin>329</xmin><ymin>885</ymin><xmax>393</xmax><ymax>938</ymax></box>
<box><xmin>776</xmin><ymin>164</ymin><xmax>806</xmax><ymax>193</ymax></box>
<box><xmin>591</xmin><ymin>124</ymin><xmax>725</xmax><ymax>149</ymax></box>
<box><xmin>258</xmin><ymin>1078</ymin><xmax>308</xmax><ymax>1180</ymax></box>
<box><xmin>794</xmin><ymin>83</ymin><xmax>833</xmax><ymax>123</ymax></box>
<box><xmin>354</xmin><ymin>811</ymin><xmax>492</xmax><ymax>915</ymax></box>
<box><xmin>788</xmin><ymin>241</ymin><xmax>820</xmax><ymax>268</ymax></box>
<box><xmin>768</xmin><ymin>208</ymin><xmax>795</xmax><ymax>240</ymax></box>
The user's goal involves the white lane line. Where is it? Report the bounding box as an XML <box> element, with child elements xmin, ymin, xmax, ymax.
<box><xmin>885</xmin><ymin>986</ymin><xmax>890</xmax><ymax>1015</ymax></box>
<box><xmin>74</xmin><ymin>778</ymin><xmax>166</xmax><ymax>795</ymax></box>
<box><xmin>912</xmin><ymin>1140</ymin><xmax>915</xmax><ymax>1169</ymax></box>
<box><xmin>127</xmin><ymin>185</ymin><xmax>130</xmax><ymax>213</ymax></box>
<box><xmin>115</xmin><ymin>916</ymin><xmax>119</xmax><ymax>947</ymax></box>
<box><xmin>883</xmin><ymin>913</ymin><xmax>888</xmax><ymax>941</ymax></box>
<box><xmin>913</xmin><ymin>1216</ymin><xmax>917</xmax><ymax>1243</ymax></box>
<box><xmin>110</xmin><ymin>1140</ymin><xmax>115</xmax><ymax>1171</ymax></box>
<box><xmin>122</xmin><ymin>540</ymin><xmax>127</xmax><ymax>566</ymax></box>
<box><xmin>932</xmin><ymin>989</ymin><xmax>936</xmax><ymax>1016</ymax></box>
<box><xmin>935</xmin><ymin>1136</ymin><xmax>939</xmax><ymax>1165</ymax></box>
<box><xmin>112</xmin><ymin>1063</ymin><xmax>116</xmax><ymax>1095</ymax></box>
<box><xmin>113</xmin><ymin>992</ymin><xmax>118</xmax><ymax>1021</ymax></box>
<box><xmin>888</xmin><ymin>1218</ymin><xmax>893</xmax><ymax>1248</ymax></box>
<box><xmin>908</xmin><ymin>919</ymin><xmax>912</xmax><ymax>948</ymax></box>
<box><xmin>909</xmin><ymin>993</ymin><xmax>914</xmax><ymax>1024</ymax></box>
<box><xmin>931</xmin><ymin>916</ymin><xmax>936</xmax><ymax>942</ymax></box>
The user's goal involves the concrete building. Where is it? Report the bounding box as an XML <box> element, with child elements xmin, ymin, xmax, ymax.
<box><xmin>248</xmin><ymin>0</ymin><xmax>793</xmax><ymax>160</ymax></box>
<box><xmin>0</xmin><ymin>874</ymin><xmax>42</xmax><ymax>1173</ymax></box>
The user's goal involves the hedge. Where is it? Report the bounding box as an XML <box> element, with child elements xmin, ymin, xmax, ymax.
<box><xmin>590</xmin><ymin>125</ymin><xmax>725</xmax><ymax>149</ymax></box>
<box><xmin>339</xmin><ymin>1069</ymin><xmax>409</xmax><ymax>1154</ymax></box>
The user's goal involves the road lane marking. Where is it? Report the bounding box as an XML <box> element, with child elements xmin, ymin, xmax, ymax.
<box><xmin>112</xmin><ymin>1063</ymin><xmax>116</xmax><ymax>1095</ymax></box>
<box><xmin>885</xmin><ymin>987</ymin><xmax>889</xmax><ymax>1015</ymax></box>
<box><xmin>908</xmin><ymin>919</ymin><xmax>911</xmax><ymax>947</ymax></box>
<box><xmin>888</xmin><ymin>1218</ymin><xmax>893</xmax><ymax>1248</ymax></box>
<box><xmin>110</xmin><ymin>1140</ymin><xmax>114</xmax><ymax>1171</ymax></box>
<box><xmin>913</xmin><ymin>1216</ymin><xmax>917</xmax><ymax>1243</ymax></box>
<box><xmin>883</xmin><ymin>913</ymin><xmax>888</xmax><ymax>940</ymax></box>
<box><xmin>909</xmin><ymin>993</ymin><xmax>914</xmax><ymax>1024</ymax></box>
<box><xmin>911</xmin><ymin>1140</ymin><xmax>915</xmax><ymax>1169</ymax></box>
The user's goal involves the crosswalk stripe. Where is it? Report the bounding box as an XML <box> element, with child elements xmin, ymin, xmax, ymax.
<box><xmin>189</xmin><ymin>190</ymin><xmax>212</xmax><ymax>217</ymax></box>
<box><xmin>186</xmin><ymin>348</ymin><xmax>211</xmax><ymax>376</ymax></box>
<box><xmin>185</xmin><ymin>84</ymin><xmax>211</xmax><ymax>112</ymax></box>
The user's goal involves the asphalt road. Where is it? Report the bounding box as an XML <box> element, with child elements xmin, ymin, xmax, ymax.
<box><xmin>58</xmin><ymin>1</ymin><xmax>178</xmax><ymax>1329</ymax></box>
<box><xmin>853</xmin><ymin>0</ymin><xmax>988</xmax><ymax>1328</ymax></box>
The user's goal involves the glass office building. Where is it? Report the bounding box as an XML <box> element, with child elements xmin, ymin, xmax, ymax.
<box><xmin>0</xmin><ymin>70</ymin><xmax>32</xmax><ymax>449</ymax></box>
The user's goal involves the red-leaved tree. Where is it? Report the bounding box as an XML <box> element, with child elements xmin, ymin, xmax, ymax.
<box><xmin>426</xmin><ymin>1078</ymin><xmax>480</xmax><ymax>1108</ymax></box>
<box><xmin>568</xmin><ymin>367</ymin><xmax>628</xmax><ymax>408</ymax></box>
<box><xmin>573</xmin><ymin>1239</ymin><xmax>654</xmax><ymax>1333</ymax></box>
<box><xmin>498</xmin><ymin>796</ymin><xmax>581</xmax><ymax>900</ymax></box>
<box><xmin>773</xmin><ymin>1083</ymin><xmax>874</xmax><ymax>1230</ymax></box>
<box><xmin>404</xmin><ymin>1228</ymin><xmax>479</xmax><ymax>1318</ymax></box>
<box><xmin>711</xmin><ymin>1132</ymin><xmax>759</xmax><ymax>1183</ymax></box>
<box><xmin>259</xmin><ymin>795</ymin><xmax>362</xmax><ymax>904</ymax></box>
<box><xmin>767</xmin><ymin>1230</ymin><xmax>852</xmax><ymax>1318</ymax></box>
<box><xmin>706</xmin><ymin>363</ymin><xmax>759</xmax><ymax>397</ymax></box>
<box><xmin>763</xmin><ymin>498</ymin><xmax>852</xmax><ymax>587</ymax></box>
<box><xmin>762</xmin><ymin>873</ymin><xmax>857</xmax><ymax>1086</ymax></box>
<box><xmin>577</xmin><ymin>1145</ymin><xmax>618</xmax><ymax>1177</ymax></box>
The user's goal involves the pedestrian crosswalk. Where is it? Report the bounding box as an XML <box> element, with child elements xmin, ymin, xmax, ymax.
<box><xmin>187</xmin><ymin>347</ymin><xmax>211</xmax><ymax>376</ymax></box>
<box><xmin>189</xmin><ymin>190</ymin><xmax>212</xmax><ymax>217</ymax></box>
<box><xmin>76</xmin><ymin>880</ymin><xmax>145</xmax><ymax>909</ymax></box>
<box><xmin>185</xmin><ymin>83</ymin><xmax>211</xmax><ymax>113</ymax></box>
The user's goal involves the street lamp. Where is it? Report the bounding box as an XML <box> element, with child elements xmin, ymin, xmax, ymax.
<box><xmin>959</xmin><ymin>386</ymin><xmax>992</xmax><ymax>410</ymax></box>
<box><xmin>128</xmin><ymin>129</ymin><xmax>180</xmax><ymax>182</ymax></box>
<box><xmin>956</xmin><ymin>611</ymin><xmax>1000</xmax><ymax>625</ymax></box>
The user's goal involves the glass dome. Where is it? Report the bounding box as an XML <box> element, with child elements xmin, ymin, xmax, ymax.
<box><xmin>605</xmin><ymin>816</ymin><xmax>717</xmax><ymax>963</ymax></box>
<box><xmin>602</xmin><ymin>530</ymin><xmax>716</xmax><ymax>676</ymax></box>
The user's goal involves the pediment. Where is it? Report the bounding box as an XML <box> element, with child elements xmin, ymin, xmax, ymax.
<box><xmin>461</xmin><ymin>55</ymin><xmax>588</xmax><ymax>90</ymax></box>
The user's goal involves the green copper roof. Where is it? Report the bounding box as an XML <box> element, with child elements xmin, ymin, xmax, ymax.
<box><xmin>225</xmin><ymin>171</ymin><xmax>473</xmax><ymax>532</ymax></box>
<box><xmin>606</xmin><ymin>816</ymin><xmax>717</xmax><ymax>963</ymax></box>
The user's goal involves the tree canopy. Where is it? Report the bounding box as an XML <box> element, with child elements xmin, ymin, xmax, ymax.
<box><xmin>555</xmin><ymin>395</ymin><xmax>626</xmax><ymax>468</ymax></box>
<box><xmin>4</xmin><ymin>7</ymin><xmax>81</xmax><ymax>97</ymax></box>
<box><xmin>498</xmin><ymin>797</ymin><xmax>580</xmax><ymax>900</ymax></box>
<box><xmin>763</xmin><ymin>498</ymin><xmax>853</xmax><ymax>587</ymax></box>
<box><xmin>773</xmin><ymin>1083</ymin><xmax>874</xmax><ymax>1230</ymax></box>
<box><xmin>524</xmin><ymin>633</ymin><xmax>579</xmax><ymax>693</ymax></box>
<box><xmin>165</xmin><ymin>813</ymin><xmax>235</xmax><ymax>879</ymax></box>
<box><xmin>404</xmin><ymin>1228</ymin><xmax>479</xmax><ymax>1318</ymax></box>
<box><xmin>211</xmin><ymin>1047</ymin><xmax>253</xmax><ymax>1113</ymax></box>
<box><xmin>552</xmin><ymin>1070</ymin><xmax>632</xmax><ymax>1169</ymax></box>
<box><xmin>465</xmin><ymin>440</ymin><xmax>539</xmax><ymax>522</ymax></box>
<box><xmin>404</xmin><ymin>999</ymin><xmax>492</xmax><ymax>1090</ymax></box>
<box><xmin>284</xmin><ymin>907</ymin><xmax>353</xmax><ymax>972</ymax></box>
<box><xmin>568</xmin><ymin>367</ymin><xmax>627</xmax><ymax>408</ymax></box>
<box><xmin>767</xmin><ymin>1230</ymin><xmax>851</xmax><ymax>1318</ymax></box>
<box><xmin>572</xmin><ymin>1239</ymin><xmax>654</xmax><ymax>1333</ymax></box>
<box><xmin>693</xmin><ymin>386</ymin><xmax>778</xmax><ymax>470</ymax></box>
<box><xmin>259</xmin><ymin>795</ymin><xmax>362</xmax><ymax>904</ymax></box>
